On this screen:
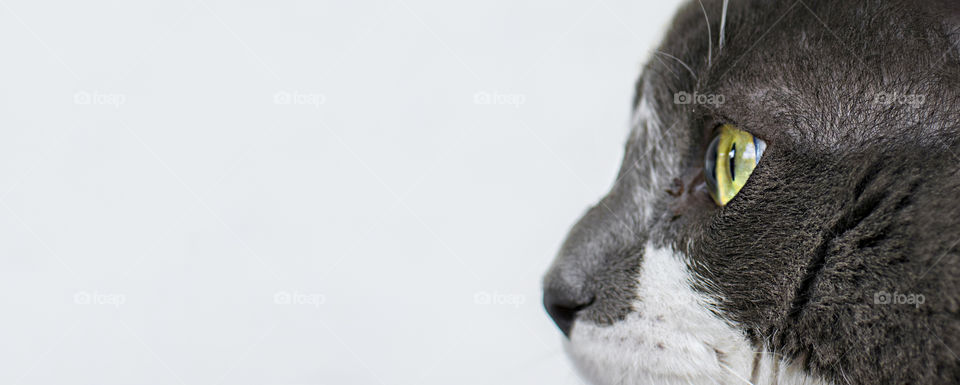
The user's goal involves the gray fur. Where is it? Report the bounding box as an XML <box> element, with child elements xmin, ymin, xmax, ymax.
<box><xmin>543</xmin><ymin>0</ymin><xmax>960</xmax><ymax>383</ymax></box>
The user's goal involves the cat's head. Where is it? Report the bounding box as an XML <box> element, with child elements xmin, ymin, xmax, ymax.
<box><xmin>542</xmin><ymin>1</ymin><xmax>960</xmax><ymax>384</ymax></box>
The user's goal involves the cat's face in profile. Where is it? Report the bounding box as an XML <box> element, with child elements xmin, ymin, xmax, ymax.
<box><xmin>542</xmin><ymin>1</ymin><xmax>960</xmax><ymax>384</ymax></box>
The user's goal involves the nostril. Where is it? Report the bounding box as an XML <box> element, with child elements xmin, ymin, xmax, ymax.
<box><xmin>543</xmin><ymin>289</ymin><xmax>594</xmax><ymax>338</ymax></box>
<box><xmin>545</xmin><ymin>303</ymin><xmax>582</xmax><ymax>338</ymax></box>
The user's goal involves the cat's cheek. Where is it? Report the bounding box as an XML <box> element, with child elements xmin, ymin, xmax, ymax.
<box><xmin>562</xmin><ymin>243</ymin><xmax>831</xmax><ymax>385</ymax></box>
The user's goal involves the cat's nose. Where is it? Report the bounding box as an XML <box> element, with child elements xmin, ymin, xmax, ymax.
<box><xmin>543</xmin><ymin>284</ymin><xmax>594</xmax><ymax>338</ymax></box>
<box><xmin>542</xmin><ymin>199</ymin><xmax>627</xmax><ymax>338</ymax></box>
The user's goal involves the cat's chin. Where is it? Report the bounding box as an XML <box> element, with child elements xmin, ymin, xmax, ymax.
<box><xmin>563</xmin><ymin>317</ymin><xmax>747</xmax><ymax>385</ymax></box>
<box><xmin>563</xmin><ymin>319</ymin><xmax>834</xmax><ymax>385</ymax></box>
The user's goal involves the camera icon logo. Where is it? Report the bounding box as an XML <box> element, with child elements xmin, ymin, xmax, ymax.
<box><xmin>874</xmin><ymin>291</ymin><xmax>891</xmax><ymax>305</ymax></box>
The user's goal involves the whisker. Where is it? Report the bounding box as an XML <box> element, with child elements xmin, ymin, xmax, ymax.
<box><xmin>697</xmin><ymin>0</ymin><xmax>713</xmax><ymax>67</ymax></box>
<box><xmin>719</xmin><ymin>361</ymin><xmax>756</xmax><ymax>385</ymax></box>
<box><xmin>653</xmin><ymin>54</ymin><xmax>682</xmax><ymax>80</ymax></box>
<box><xmin>719</xmin><ymin>0</ymin><xmax>730</xmax><ymax>49</ymax></box>
<box><xmin>655</xmin><ymin>50</ymin><xmax>699</xmax><ymax>82</ymax></box>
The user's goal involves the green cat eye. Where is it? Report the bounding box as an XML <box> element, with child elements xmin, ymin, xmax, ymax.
<box><xmin>704</xmin><ymin>124</ymin><xmax>766</xmax><ymax>206</ymax></box>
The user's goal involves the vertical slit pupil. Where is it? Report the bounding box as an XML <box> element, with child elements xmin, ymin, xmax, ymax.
<box><xmin>729</xmin><ymin>142</ymin><xmax>736</xmax><ymax>181</ymax></box>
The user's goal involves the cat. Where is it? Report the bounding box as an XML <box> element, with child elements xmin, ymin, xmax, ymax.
<box><xmin>542</xmin><ymin>0</ymin><xmax>960</xmax><ymax>384</ymax></box>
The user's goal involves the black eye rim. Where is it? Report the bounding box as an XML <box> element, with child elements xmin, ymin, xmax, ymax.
<box><xmin>703</xmin><ymin>133</ymin><xmax>720</xmax><ymax>198</ymax></box>
<box><xmin>702</xmin><ymin>118</ymin><xmax>770</xmax><ymax>145</ymax></box>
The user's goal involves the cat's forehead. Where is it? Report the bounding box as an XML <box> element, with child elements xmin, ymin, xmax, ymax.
<box><xmin>643</xmin><ymin>0</ymin><xmax>960</xmax><ymax>151</ymax></box>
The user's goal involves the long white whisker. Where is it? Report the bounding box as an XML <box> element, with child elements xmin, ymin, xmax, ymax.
<box><xmin>719</xmin><ymin>0</ymin><xmax>730</xmax><ymax>49</ymax></box>
<box><xmin>697</xmin><ymin>0</ymin><xmax>713</xmax><ymax>67</ymax></box>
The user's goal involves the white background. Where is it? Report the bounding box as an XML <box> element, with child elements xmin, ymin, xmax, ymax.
<box><xmin>0</xmin><ymin>0</ymin><xmax>685</xmax><ymax>384</ymax></box>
